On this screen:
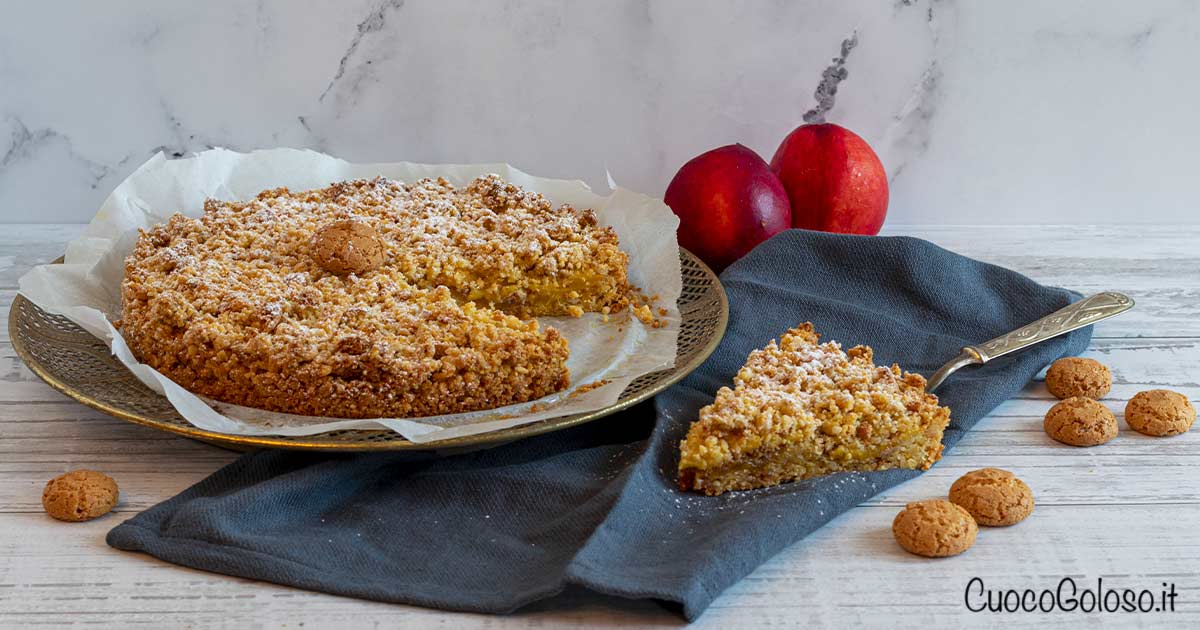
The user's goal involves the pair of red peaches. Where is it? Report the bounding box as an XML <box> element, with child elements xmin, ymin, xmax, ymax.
<box><xmin>665</xmin><ymin>123</ymin><xmax>888</xmax><ymax>271</ymax></box>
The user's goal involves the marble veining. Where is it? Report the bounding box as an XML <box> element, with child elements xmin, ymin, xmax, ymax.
<box><xmin>879</xmin><ymin>0</ymin><xmax>952</xmax><ymax>181</ymax></box>
<box><xmin>320</xmin><ymin>0</ymin><xmax>407</xmax><ymax>103</ymax></box>
<box><xmin>0</xmin><ymin>0</ymin><xmax>1196</xmax><ymax>224</ymax></box>
<box><xmin>2</xmin><ymin>116</ymin><xmax>125</xmax><ymax>194</ymax></box>
<box><xmin>803</xmin><ymin>32</ymin><xmax>858</xmax><ymax>124</ymax></box>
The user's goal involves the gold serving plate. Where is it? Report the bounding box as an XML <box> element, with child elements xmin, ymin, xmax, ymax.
<box><xmin>11</xmin><ymin>248</ymin><xmax>727</xmax><ymax>452</ymax></box>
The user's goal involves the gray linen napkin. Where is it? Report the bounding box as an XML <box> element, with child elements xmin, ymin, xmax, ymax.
<box><xmin>108</xmin><ymin>229</ymin><xmax>1090</xmax><ymax>621</ymax></box>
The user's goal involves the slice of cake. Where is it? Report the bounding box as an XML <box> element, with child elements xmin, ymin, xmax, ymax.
<box><xmin>678</xmin><ymin>323</ymin><xmax>950</xmax><ymax>495</ymax></box>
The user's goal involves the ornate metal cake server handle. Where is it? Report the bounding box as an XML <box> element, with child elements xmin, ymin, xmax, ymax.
<box><xmin>925</xmin><ymin>291</ymin><xmax>1134</xmax><ymax>392</ymax></box>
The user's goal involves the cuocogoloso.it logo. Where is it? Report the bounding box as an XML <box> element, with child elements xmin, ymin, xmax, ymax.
<box><xmin>964</xmin><ymin>577</ymin><xmax>1178</xmax><ymax>613</ymax></box>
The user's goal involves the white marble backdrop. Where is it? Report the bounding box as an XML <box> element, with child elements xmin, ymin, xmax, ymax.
<box><xmin>1</xmin><ymin>0</ymin><xmax>1196</xmax><ymax>224</ymax></box>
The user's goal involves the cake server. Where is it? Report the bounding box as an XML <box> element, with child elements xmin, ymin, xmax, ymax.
<box><xmin>925</xmin><ymin>291</ymin><xmax>1134</xmax><ymax>392</ymax></box>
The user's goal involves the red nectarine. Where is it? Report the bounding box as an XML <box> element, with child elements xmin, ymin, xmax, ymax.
<box><xmin>770</xmin><ymin>123</ymin><xmax>888</xmax><ymax>235</ymax></box>
<box><xmin>664</xmin><ymin>144</ymin><xmax>791</xmax><ymax>272</ymax></box>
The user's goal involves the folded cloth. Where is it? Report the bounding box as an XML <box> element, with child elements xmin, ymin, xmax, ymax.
<box><xmin>108</xmin><ymin>229</ymin><xmax>1091</xmax><ymax>621</ymax></box>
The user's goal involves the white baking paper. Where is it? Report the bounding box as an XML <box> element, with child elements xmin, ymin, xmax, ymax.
<box><xmin>18</xmin><ymin>148</ymin><xmax>682</xmax><ymax>443</ymax></box>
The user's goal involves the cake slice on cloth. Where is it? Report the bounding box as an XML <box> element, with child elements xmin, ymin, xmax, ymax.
<box><xmin>678</xmin><ymin>323</ymin><xmax>950</xmax><ymax>495</ymax></box>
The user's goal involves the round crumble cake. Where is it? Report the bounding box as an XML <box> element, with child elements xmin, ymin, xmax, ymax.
<box><xmin>118</xmin><ymin>175</ymin><xmax>633</xmax><ymax>418</ymax></box>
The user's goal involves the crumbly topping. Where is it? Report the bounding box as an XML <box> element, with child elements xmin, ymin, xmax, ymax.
<box><xmin>346</xmin><ymin>174</ymin><xmax>631</xmax><ymax>317</ymax></box>
<box><xmin>118</xmin><ymin>174</ymin><xmax>633</xmax><ymax>418</ymax></box>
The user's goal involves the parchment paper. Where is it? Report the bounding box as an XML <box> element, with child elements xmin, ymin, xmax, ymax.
<box><xmin>18</xmin><ymin>148</ymin><xmax>682</xmax><ymax>443</ymax></box>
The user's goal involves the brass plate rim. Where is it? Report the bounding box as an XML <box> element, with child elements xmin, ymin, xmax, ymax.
<box><xmin>11</xmin><ymin>247</ymin><xmax>728</xmax><ymax>451</ymax></box>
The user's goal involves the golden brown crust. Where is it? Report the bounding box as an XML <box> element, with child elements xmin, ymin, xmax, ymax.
<box><xmin>948</xmin><ymin>468</ymin><xmax>1034</xmax><ymax>526</ymax></box>
<box><xmin>42</xmin><ymin>470</ymin><xmax>119</xmax><ymax>522</ymax></box>
<box><xmin>117</xmin><ymin>174</ymin><xmax>634</xmax><ymax>418</ymax></box>
<box><xmin>1045</xmin><ymin>357</ymin><xmax>1112</xmax><ymax>400</ymax></box>
<box><xmin>678</xmin><ymin>323</ymin><xmax>951</xmax><ymax>495</ymax></box>
<box><xmin>1125</xmin><ymin>389</ymin><xmax>1196</xmax><ymax>437</ymax></box>
<box><xmin>312</xmin><ymin>219</ymin><xmax>385</xmax><ymax>276</ymax></box>
<box><xmin>892</xmin><ymin>500</ymin><xmax>978</xmax><ymax>557</ymax></box>
<box><xmin>1043</xmin><ymin>397</ymin><xmax>1117</xmax><ymax>446</ymax></box>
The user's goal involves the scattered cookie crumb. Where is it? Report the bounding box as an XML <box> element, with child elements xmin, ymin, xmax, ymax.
<box><xmin>1043</xmin><ymin>396</ymin><xmax>1118</xmax><ymax>447</ymax></box>
<box><xmin>568</xmin><ymin>379</ymin><xmax>612</xmax><ymax>398</ymax></box>
<box><xmin>628</xmin><ymin>289</ymin><xmax>667</xmax><ymax>328</ymax></box>
<box><xmin>311</xmin><ymin>218</ymin><xmax>386</xmax><ymax>276</ymax></box>
<box><xmin>1125</xmin><ymin>389</ymin><xmax>1196</xmax><ymax>437</ymax></box>
<box><xmin>42</xmin><ymin>470</ymin><xmax>119</xmax><ymax>522</ymax></box>
<box><xmin>1045</xmin><ymin>357</ymin><xmax>1112</xmax><ymax>399</ymax></box>
<box><xmin>892</xmin><ymin>499</ymin><xmax>978</xmax><ymax>557</ymax></box>
<box><xmin>632</xmin><ymin>304</ymin><xmax>657</xmax><ymax>326</ymax></box>
<box><xmin>949</xmin><ymin>468</ymin><xmax>1034</xmax><ymax>526</ymax></box>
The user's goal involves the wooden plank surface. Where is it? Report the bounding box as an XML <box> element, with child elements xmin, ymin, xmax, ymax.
<box><xmin>1</xmin><ymin>224</ymin><xmax>1197</xmax><ymax>629</ymax></box>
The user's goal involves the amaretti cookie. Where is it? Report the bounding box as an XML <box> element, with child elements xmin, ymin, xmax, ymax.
<box><xmin>949</xmin><ymin>468</ymin><xmax>1034</xmax><ymax>526</ymax></box>
<box><xmin>42</xmin><ymin>470</ymin><xmax>119</xmax><ymax>522</ymax></box>
<box><xmin>1125</xmin><ymin>389</ymin><xmax>1196</xmax><ymax>437</ymax></box>
<box><xmin>311</xmin><ymin>218</ymin><xmax>386</xmax><ymax>276</ymax></box>
<box><xmin>892</xmin><ymin>500</ymin><xmax>978</xmax><ymax>557</ymax></box>
<box><xmin>1043</xmin><ymin>397</ymin><xmax>1118</xmax><ymax>447</ymax></box>
<box><xmin>1045</xmin><ymin>357</ymin><xmax>1111</xmax><ymax>400</ymax></box>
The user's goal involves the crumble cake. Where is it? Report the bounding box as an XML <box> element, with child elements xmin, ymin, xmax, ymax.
<box><xmin>118</xmin><ymin>175</ymin><xmax>633</xmax><ymax>418</ymax></box>
<box><xmin>678</xmin><ymin>323</ymin><xmax>950</xmax><ymax>495</ymax></box>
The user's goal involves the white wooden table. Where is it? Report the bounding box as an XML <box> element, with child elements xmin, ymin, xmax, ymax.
<box><xmin>1</xmin><ymin>224</ymin><xmax>1197</xmax><ymax>629</ymax></box>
